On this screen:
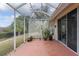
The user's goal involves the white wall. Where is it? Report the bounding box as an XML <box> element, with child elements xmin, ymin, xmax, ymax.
<box><xmin>77</xmin><ymin>8</ymin><xmax>79</xmax><ymax>54</ymax></box>
<box><xmin>53</xmin><ymin>20</ymin><xmax>58</xmax><ymax>40</ymax></box>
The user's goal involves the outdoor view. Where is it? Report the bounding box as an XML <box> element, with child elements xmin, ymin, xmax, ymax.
<box><xmin>0</xmin><ymin>3</ymin><xmax>50</xmax><ymax>55</ymax></box>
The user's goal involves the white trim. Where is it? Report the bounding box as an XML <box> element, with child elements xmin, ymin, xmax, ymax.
<box><xmin>14</xmin><ymin>10</ymin><xmax>16</xmax><ymax>51</ymax></box>
<box><xmin>24</xmin><ymin>17</ymin><xmax>26</xmax><ymax>43</ymax></box>
<box><xmin>57</xmin><ymin>40</ymin><xmax>79</xmax><ymax>56</ymax></box>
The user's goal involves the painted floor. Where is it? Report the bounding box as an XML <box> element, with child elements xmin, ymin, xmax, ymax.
<box><xmin>8</xmin><ymin>39</ymin><xmax>78</xmax><ymax>56</ymax></box>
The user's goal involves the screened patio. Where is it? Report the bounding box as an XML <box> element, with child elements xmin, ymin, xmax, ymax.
<box><xmin>6</xmin><ymin>3</ymin><xmax>59</xmax><ymax>51</ymax></box>
<box><xmin>0</xmin><ymin>3</ymin><xmax>77</xmax><ymax>56</ymax></box>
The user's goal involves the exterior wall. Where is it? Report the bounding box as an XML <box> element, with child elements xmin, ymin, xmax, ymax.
<box><xmin>49</xmin><ymin>4</ymin><xmax>79</xmax><ymax>54</ymax></box>
<box><xmin>50</xmin><ymin>4</ymin><xmax>79</xmax><ymax>27</ymax></box>
<box><xmin>77</xmin><ymin>8</ymin><xmax>79</xmax><ymax>54</ymax></box>
<box><xmin>53</xmin><ymin>20</ymin><xmax>58</xmax><ymax>40</ymax></box>
<box><xmin>50</xmin><ymin>3</ymin><xmax>79</xmax><ymax>24</ymax></box>
<box><xmin>50</xmin><ymin>3</ymin><xmax>70</xmax><ymax>21</ymax></box>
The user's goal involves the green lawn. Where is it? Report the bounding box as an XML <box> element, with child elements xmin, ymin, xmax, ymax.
<box><xmin>0</xmin><ymin>34</ymin><xmax>28</xmax><ymax>56</ymax></box>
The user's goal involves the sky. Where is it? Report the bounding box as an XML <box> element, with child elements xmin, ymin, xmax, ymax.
<box><xmin>0</xmin><ymin>3</ymin><xmax>14</xmax><ymax>27</ymax></box>
<box><xmin>0</xmin><ymin>3</ymin><xmax>59</xmax><ymax>27</ymax></box>
<box><xmin>0</xmin><ymin>3</ymin><xmax>21</xmax><ymax>28</ymax></box>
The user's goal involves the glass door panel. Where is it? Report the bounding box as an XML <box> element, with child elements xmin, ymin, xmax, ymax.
<box><xmin>67</xmin><ymin>8</ymin><xmax>77</xmax><ymax>52</ymax></box>
<box><xmin>58</xmin><ymin>16</ymin><xmax>67</xmax><ymax>44</ymax></box>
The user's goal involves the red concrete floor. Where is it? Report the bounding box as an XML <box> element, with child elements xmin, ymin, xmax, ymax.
<box><xmin>8</xmin><ymin>39</ymin><xmax>78</xmax><ymax>56</ymax></box>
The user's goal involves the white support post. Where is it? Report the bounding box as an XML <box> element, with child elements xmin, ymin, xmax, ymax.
<box><xmin>24</xmin><ymin>17</ymin><xmax>26</xmax><ymax>43</ymax></box>
<box><xmin>14</xmin><ymin>10</ymin><xmax>16</xmax><ymax>51</ymax></box>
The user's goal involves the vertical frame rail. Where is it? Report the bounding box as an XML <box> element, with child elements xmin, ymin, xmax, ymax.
<box><xmin>14</xmin><ymin>10</ymin><xmax>16</xmax><ymax>51</ymax></box>
<box><xmin>24</xmin><ymin>17</ymin><xmax>26</xmax><ymax>43</ymax></box>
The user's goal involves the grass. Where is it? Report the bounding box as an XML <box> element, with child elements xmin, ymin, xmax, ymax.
<box><xmin>0</xmin><ymin>34</ymin><xmax>28</xmax><ymax>56</ymax></box>
<box><xmin>16</xmin><ymin>35</ymin><xmax>24</xmax><ymax>47</ymax></box>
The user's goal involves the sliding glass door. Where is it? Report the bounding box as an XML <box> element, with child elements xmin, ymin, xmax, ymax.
<box><xmin>67</xmin><ymin>8</ymin><xmax>77</xmax><ymax>52</ymax></box>
<box><xmin>58</xmin><ymin>16</ymin><xmax>67</xmax><ymax>44</ymax></box>
<box><xmin>58</xmin><ymin>8</ymin><xmax>77</xmax><ymax>52</ymax></box>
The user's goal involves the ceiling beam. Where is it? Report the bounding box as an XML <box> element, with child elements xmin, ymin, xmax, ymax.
<box><xmin>30</xmin><ymin>3</ymin><xmax>50</xmax><ymax>17</ymax></box>
<box><xmin>7</xmin><ymin>3</ymin><xmax>52</xmax><ymax>17</ymax></box>
<box><xmin>41</xmin><ymin>3</ymin><xmax>43</xmax><ymax>11</ymax></box>
<box><xmin>16</xmin><ymin>3</ymin><xmax>26</xmax><ymax>9</ymax></box>
<box><xmin>47</xmin><ymin>3</ymin><xmax>56</xmax><ymax>9</ymax></box>
<box><xmin>29</xmin><ymin>3</ymin><xmax>38</xmax><ymax>17</ymax></box>
<box><xmin>29</xmin><ymin>3</ymin><xmax>35</xmax><ymax>12</ymax></box>
<box><xmin>35</xmin><ymin>10</ymin><xmax>50</xmax><ymax>17</ymax></box>
<box><xmin>6</xmin><ymin>3</ymin><xmax>24</xmax><ymax>16</ymax></box>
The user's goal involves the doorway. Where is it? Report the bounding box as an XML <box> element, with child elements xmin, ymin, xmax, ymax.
<box><xmin>67</xmin><ymin>8</ymin><xmax>77</xmax><ymax>52</ymax></box>
<box><xmin>58</xmin><ymin>16</ymin><xmax>67</xmax><ymax>44</ymax></box>
<box><xmin>58</xmin><ymin>8</ymin><xmax>77</xmax><ymax>52</ymax></box>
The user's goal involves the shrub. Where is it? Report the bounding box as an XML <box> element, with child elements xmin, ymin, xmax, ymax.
<box><xmin>42</xmin><ymin>28</ymin><xmax>50</xmax><ymax>40</ymax></box>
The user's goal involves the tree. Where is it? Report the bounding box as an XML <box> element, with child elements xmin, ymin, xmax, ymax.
<box><xmin>4</xmin><ymin>16</ymin><xmax>30</xmax><ymax>35</ymax></box>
